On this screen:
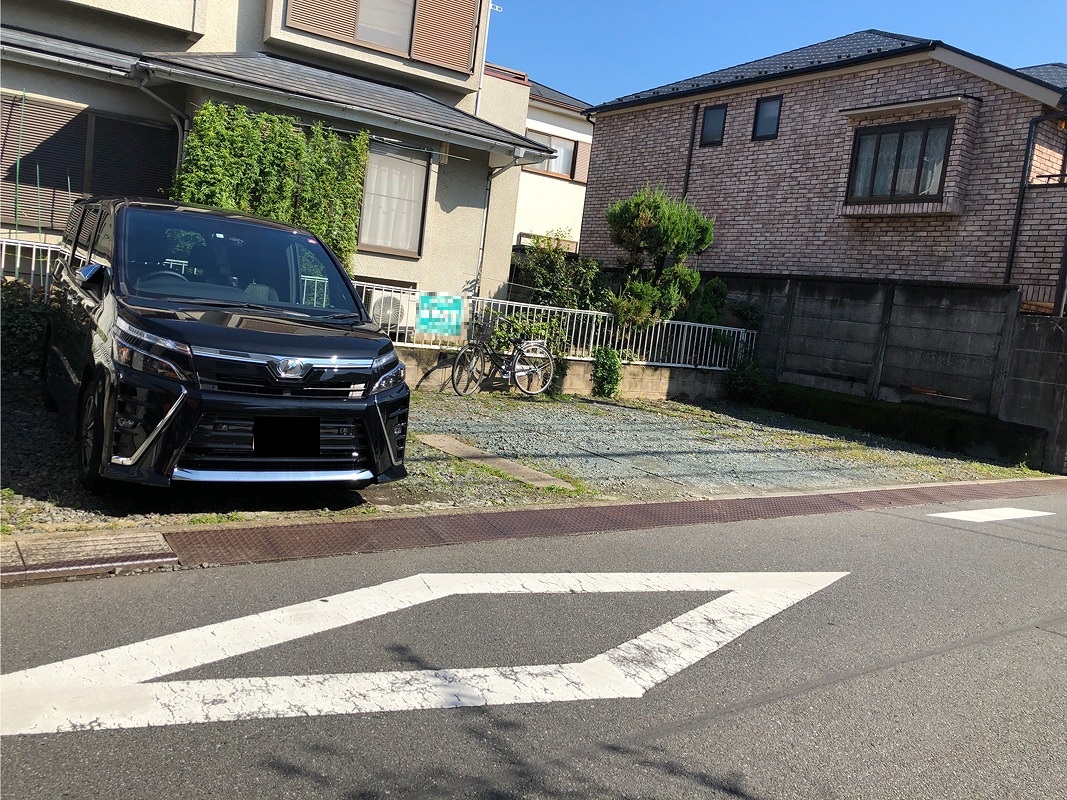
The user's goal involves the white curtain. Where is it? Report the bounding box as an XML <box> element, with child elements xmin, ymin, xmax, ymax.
<box><xmin>360</xmin><ymin>145</ymin><xmax>428</xmax><ymax>254</ymax></box>
<box><xmin>356</xmin><ymin>0</ymin><xmax>415</xmax><ymax>52</ymax></box>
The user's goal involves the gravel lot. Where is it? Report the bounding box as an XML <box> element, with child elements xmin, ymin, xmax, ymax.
<box><xmin>0</xmin><ymin>371</ymin><xmax>1040</xmax><ymax>535</ymax></box>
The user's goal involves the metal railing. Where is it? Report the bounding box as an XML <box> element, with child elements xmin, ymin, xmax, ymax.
<box><xmin>1</xmin><ymin>239</ymin><xmax>61</xmax><ymax>297</ymax></box>
<box><xmin>352</xmin><ymin>280</ymin><xmax>756</xmax><ymax>371</ymax></box>
<box><xmin>0</xmin><ymin>242</ymin><xmax>756</xmax><ymax>370</ymax></box>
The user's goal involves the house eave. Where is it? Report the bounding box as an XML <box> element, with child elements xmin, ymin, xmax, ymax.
<box><xmin>590</xmin><ymin>41</ymin><xmax>1066</xmax><ymax>119</ymax></box>
<box><xmin>140</xmin><ymin>62</ymin><xmax>554</xmax><ymax>160</ymax></box>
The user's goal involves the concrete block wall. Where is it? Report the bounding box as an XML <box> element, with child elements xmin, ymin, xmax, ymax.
<box><xmin>1000</xmin><ymin>315</ymin><xmax>1067</xmax><ymax>473</ymax></box>
<box><xmin>399</xmin><ymin>346</ymin><xmax>726</xmax><ymax>401</ymax></box>
<box><xmin>582</xmin><ymin>57</ymin><xmax>1062</xmax><ymax>293</ymax></box>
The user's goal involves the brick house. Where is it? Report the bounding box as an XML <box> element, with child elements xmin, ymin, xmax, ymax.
<box><xmin>581</xmin><ymin>30</ymin><xmax>1067</xmax><ymax>315</ymax></box>
<box><xmin>1</xmin><ymin>0</ymin><xmax>554</xmax><ymax>298</ymax></box>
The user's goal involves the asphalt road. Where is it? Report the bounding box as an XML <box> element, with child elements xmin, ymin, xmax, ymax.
<box><xmin>1</xmin><ymin>493</ymin><xmax>1065</xmax><ymax>799</ymax></box>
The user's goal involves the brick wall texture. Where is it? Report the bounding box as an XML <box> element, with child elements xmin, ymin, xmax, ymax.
<box><xmin>582</xmin><ymin>57</ymin><xmax>1066</xmax><ymax>297</ymax></box>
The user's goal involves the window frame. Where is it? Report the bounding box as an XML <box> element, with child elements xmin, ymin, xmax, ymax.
<box><xmin>354</xmin><ymin>0</ymin><xmax>416</xmax><ymax>57</ymax></box>
<box><xmin>523</xmin><ymin>129</ymin><xmax>579</xmax><ymax>180</ymax></box>
<box><xmin>357</xmin><ymin>144</ymin><xmax>431</xmax><ymax>259</ymax></box>
<box><xmin>845</xmin><ymin>117</ymin><xmax>955</xmax><ymax>205</ymax></box>
<box><xmin>752</xmin><ymin>95</ymin><xmax>782</xmax><ymax>141</ymax></box>
<box><xmin>699</xmin><ymin>104</ymin><xmax>728</xmax><ymax>147</ymax></box>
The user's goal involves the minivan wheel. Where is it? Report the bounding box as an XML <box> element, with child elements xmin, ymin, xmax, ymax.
<box><xmin>77</xmin><ymin>379</ymin><xmax>107</xmax><ymax>491</ymax></box>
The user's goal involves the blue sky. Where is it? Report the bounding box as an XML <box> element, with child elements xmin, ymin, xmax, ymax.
<box><xmin>485</xmin><ymin>0</ymin><xmax>1067</xmax><ymax>106</ymax></box>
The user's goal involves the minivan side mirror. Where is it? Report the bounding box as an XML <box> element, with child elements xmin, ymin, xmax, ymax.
<box><xmin>75</xmin><ymin>262</ymin><xmax>109</xmax><ymax>298</ymax></box>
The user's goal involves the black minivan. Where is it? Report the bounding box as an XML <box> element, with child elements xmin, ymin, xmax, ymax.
<box><xmin>44</xmin><ymin>198</ymin><xmax>409</xmax><ymax>490</ymax></box>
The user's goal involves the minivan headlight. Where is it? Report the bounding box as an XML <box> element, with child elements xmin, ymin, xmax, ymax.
<box><xmin>369</xmin><ymin>360</ymin><xmax>406</xmax><ymax>396</ymax></box>
<box><xmin>113</xmin><ymin>318</ymin><xmax>193</xmax><ymax>383</ymax></box>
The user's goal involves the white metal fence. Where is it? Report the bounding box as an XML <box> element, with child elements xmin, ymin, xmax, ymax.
<box><xmin>352</xmin><ymin>280</ymin><xmax>756</xmax><ymax>371</ymax></box>
<box><xmin>1</xmin><ymin>239</ymin><xmax>60</xmax><ymax>297</ymax></box>
<box><xmin>0</xmin><ymin>242</ymin><xmax>755</xmax><ymax>371</ymax></box>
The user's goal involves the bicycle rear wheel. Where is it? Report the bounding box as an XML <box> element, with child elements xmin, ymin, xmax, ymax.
<box><xmin>511</xmin><ymin>343</ymin><xmax>554</xmax><ymax>395</ymax></box>
<box><xmin>451</xmin><ymin>344</ymin><xmax>486</xmax><ymax>395</ymax></box>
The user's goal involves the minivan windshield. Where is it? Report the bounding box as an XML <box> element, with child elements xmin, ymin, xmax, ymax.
<box><xmin>118</xmin><ymin>208</ymin><xmax>363</xmax><ymax>317</ymax></box>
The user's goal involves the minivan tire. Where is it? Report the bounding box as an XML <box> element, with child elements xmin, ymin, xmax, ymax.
<box><xmin>77</xmin><ymin>378</ymin><xmax>107</xmax><ymax>491</ymax></box>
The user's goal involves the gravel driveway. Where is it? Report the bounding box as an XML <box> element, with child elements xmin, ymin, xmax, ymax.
<box><xmin>0</xmin><ymin>372</ymin><xmax>1039</xmax><ymax>535</ymax></box>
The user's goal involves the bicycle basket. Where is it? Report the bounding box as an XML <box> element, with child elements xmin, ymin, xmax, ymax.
<box><xmin>468</xmin><ymin>314</ymin><xmax>496</xmax><ymax>343</ymax></box>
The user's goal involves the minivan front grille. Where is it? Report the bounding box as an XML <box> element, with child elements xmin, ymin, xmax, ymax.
<box><xmin>177</xmin><ymin>413</ymin><xmax>372</xmax><ymax>473</ymax></box>
<box><xmin>195</xmin><ymin>356</ymin><xmax>369</xmax><ymax>398</ymax></box>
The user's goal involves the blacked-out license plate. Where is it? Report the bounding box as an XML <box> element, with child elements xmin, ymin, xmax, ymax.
<box><xmin>253</xmin><ymin>416</ymin><xmax>320</xmax><ymax>458</ymax></box>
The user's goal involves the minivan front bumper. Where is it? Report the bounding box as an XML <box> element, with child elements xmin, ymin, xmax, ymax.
<box><xmin>102</xmin><ymin>364</ymin><xmax>409</xmax><ymax>487</ymax></box>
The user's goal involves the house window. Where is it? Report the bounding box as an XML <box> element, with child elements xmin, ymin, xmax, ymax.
<box><xmin>700</xmin><ymin>105</ymin><xmax>727</xmax><ymax>147</ymax></box>
<box><xmin>752</xmin><ymin>96</ymin><xmax>782</xmax><ymax>140</ymax></box>
<box><xmin>359</xmin><ymin>144</ymin><xmax>429</xmax><ymax>257</ymax></box>
<box><xmin>286</xmin><ymin>0</ymin><xmax>478</xmax><ymax>74</ymax></box>
<box><xmin>847</xmin><ymin>118</ymin><xmax>953</xmax><ymax>203</ymax></box>
<box><xmin>356</xmin><ymin>0</ymin><xmax>415</xmax><ymax>53</ymax></box>
<box><xmin>525</xmin><ymin>130</ymin><xmax>576</xmax><ymax>178</ymax></box>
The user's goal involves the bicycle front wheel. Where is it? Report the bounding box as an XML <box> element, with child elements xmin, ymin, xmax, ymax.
<box><xmin>451</xmin><ymin>344</ymin><xmax>486</xmax><ymax>395</ymax></box>
<box><xmin>511</xmin><ymin>343</ymin><xmax>555</xmax><ymax>395</ymax></box>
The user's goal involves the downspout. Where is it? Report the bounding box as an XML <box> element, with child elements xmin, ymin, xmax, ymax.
<box><xmin>474</xmin><ymin>153</ymin><xmax>530</xmax><ymax>296</ymax></box>
<box><xmin>136</xmin><ymin>75</ymin><xmax>189</xmax><ymax>172</ymax></box>
<box><xmin>1004</xmin><ymin>109</ymin><xmax>1067</xmax><ymax>286</ymax></box>
<box><xmin>681</xmin><ymin>103</ymin><xmax>700</xmax><ymax>198</ymax></box>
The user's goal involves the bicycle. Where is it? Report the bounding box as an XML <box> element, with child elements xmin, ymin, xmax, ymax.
<box><xmin>451</xmin><ymin>315</ymin><xmax>555</xmax><ymax>396</ymax></box>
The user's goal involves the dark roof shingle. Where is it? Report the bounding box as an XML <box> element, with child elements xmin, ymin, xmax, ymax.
<box><xmin>1018</xmin><ymin>63</ymin><xmax>1067</xmax><ymax>91</ymax></box>
<box><xmin>596</xmin><ymin>30</ymin><xmax>933</xmax><ymax>111</ymax></box>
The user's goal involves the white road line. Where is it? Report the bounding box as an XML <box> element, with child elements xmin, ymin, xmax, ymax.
<box><xmin>1</xmin><ymin>572</ymin><xmax>848</xmax><ymax>735</ymax></box>
<box><xmin>928</xmin><ymin>507</ymin><xmax>1054</xmax><ymax>523</ymax></box>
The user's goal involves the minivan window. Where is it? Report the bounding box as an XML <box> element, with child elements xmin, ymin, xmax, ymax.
<box><xmin>71</xmin><ymin>206</ymin><xmax>101</xmax><ymax>271</ymax></box>
<box><xmin>119</xmin><ymin>208</ymin><xmax>361</xmax><ymax>314</ymax></box>
<box><xmin>91</xmin><ymin>213</ymin><xmax>114</xmax><ymax>270</ymax></box>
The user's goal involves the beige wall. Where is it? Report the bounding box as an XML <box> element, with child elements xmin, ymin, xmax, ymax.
<box><xmin>514</xmin><ymin>102</ymin><xmax>592</xmax><ymax>246</ymax></box>
<box><xmin>4</xmin><ymin>0</ymin><xmax>531</xmax><ymax>300</ymax></box>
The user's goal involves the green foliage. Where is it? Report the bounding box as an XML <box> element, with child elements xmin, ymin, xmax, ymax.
<box><xmin>729</xmin><ymin>299</ymin><xmax>764</xmax><ymax>330</ymax></box>
<box><xmin>511</xmin><ymin>229</ymin><xmax>603</xmax><ymax>310</ymax></box>
<box><xmin>607</xmin><ymin>280</ymin><xmax>659</xmax><ymax>329</ymax></box>
<box><xmin>725</xmin><ymin>354</ymin><xmax>775</xmax><ymax>405</ymax></box>
<box><xmin>603</xmin><ymin>186</ymin><xmax>715</xmax><ymax>326</ymax></box>
<box><xmin>0</xmin><ymin>281</ymin><xmax>49</xmax><ymax>372</ymax></box>
<box><xmin>171</xmin><ymin>101</ymin><xmax>368</xmax><ymax>264</ymax></box>
<box><xmin>678</xmin><ymin>276</ymin><xmax>728</xmax><ymax>325</ymax></box>
<box><xmin>604</xmin><ymin>185</ymin><xmax>714</xmax><ymax>280</ymax></box>
<box><xmin>591</xmin><ymin>347</ymin><xmax>623</xmax><ymax>398</ymax></box>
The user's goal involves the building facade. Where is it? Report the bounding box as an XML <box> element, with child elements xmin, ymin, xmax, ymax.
<box><xmin>581</xmin><ymin>31</ymin><xmax>1067</xmax><ymax>314</ymax></box>
<box><xmin>1</xmin><ymin>0</ymin><xmax>553</xmax><ymax>297</ymax></box>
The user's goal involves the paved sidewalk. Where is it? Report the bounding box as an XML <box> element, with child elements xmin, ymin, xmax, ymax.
<box><xmin>3</xmin><ymin>477</ymin><xmax>1065</xmax><ymax>584</ymax></box>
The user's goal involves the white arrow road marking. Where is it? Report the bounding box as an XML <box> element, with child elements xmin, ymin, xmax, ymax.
<box><xmin>928</xmin><ymin>507</ymin><xmax>1054</xmax><ymax>523</ymax></box>
<box><xmin>1</xmin><ymin>572</ymin><xmax>847</xmax><ymax>735</ymax></box>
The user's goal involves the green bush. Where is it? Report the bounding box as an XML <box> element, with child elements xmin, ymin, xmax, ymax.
<box><xmin>591</xmin><ymin>346</ymin><xmax>623</xmax><ymax>398</ymax></box>
<box><xmin>679</xmin><ymin>276</ymin><xmax>728</xmax><ymax>325</ymax></box>
<box><xmin>724</xmin><ymin>354</ymin><xmax>775</xmax><ymax>405</ymax></box>
<box><xmin>511</xmin><ymin>229</ymin><xmax>603</xmax><ymax>310</ymax></box>
<box><xmin>1</xmin><ymin>281</ymin><xmax>50</xmax><ymax>372</ymax></box>
<box><xmin>171</xmin><ymin>101</ymin><xmax>368</xmax><ymax>264</ymax></box>
<box><xmin>729</xmin><ymin>299</ymin><xmax>764</xmax><ymax>330</ymax></box>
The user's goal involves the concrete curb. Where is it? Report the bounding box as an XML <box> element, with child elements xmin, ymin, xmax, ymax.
<box><xmin>3</xmin><ymin>477</ymin><xmax>1064</xmax><ymax>585</ymax></box>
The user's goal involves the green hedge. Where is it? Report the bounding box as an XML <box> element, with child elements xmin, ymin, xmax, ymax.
<box><xmin>171</xmin><ymin>101</ymin><xmax>368</xmax><ymax>264</ymax></box>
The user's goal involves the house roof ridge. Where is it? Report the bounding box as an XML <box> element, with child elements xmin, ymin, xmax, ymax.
<box><xmin>592</xmin><ymin>30</ymin><xmax>936</xmax><ymax>112</ymax></box>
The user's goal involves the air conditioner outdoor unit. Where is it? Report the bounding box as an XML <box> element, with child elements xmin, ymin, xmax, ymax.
<box><xmin>368</xmin><ymin>288</ymin><xmax>419</xmax><ymax>331</ymax></box>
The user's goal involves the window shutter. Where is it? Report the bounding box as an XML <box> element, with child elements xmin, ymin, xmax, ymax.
<box><xmin>1</xmin><ymin>95</ymin><xmax>88</xmax><ymax>230</ymax></box>
<box><xmin>91</xmin><ymin>117</ymin><xmax>176</xmax><ymax>198</ymax></box>
<box><xmin>286</xmin><ymin>0</ymin><xmax>359</xmax><ymax>42</ymax></box>
<box><xmin>411</xmin><ymin>0</ymin><xmax>478</xmax><ymax>73</ymax></box>
<box><xmin>573</xmin><ymin>141</ymin><xmax>591</xmax><ymax>183</ymax></box>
